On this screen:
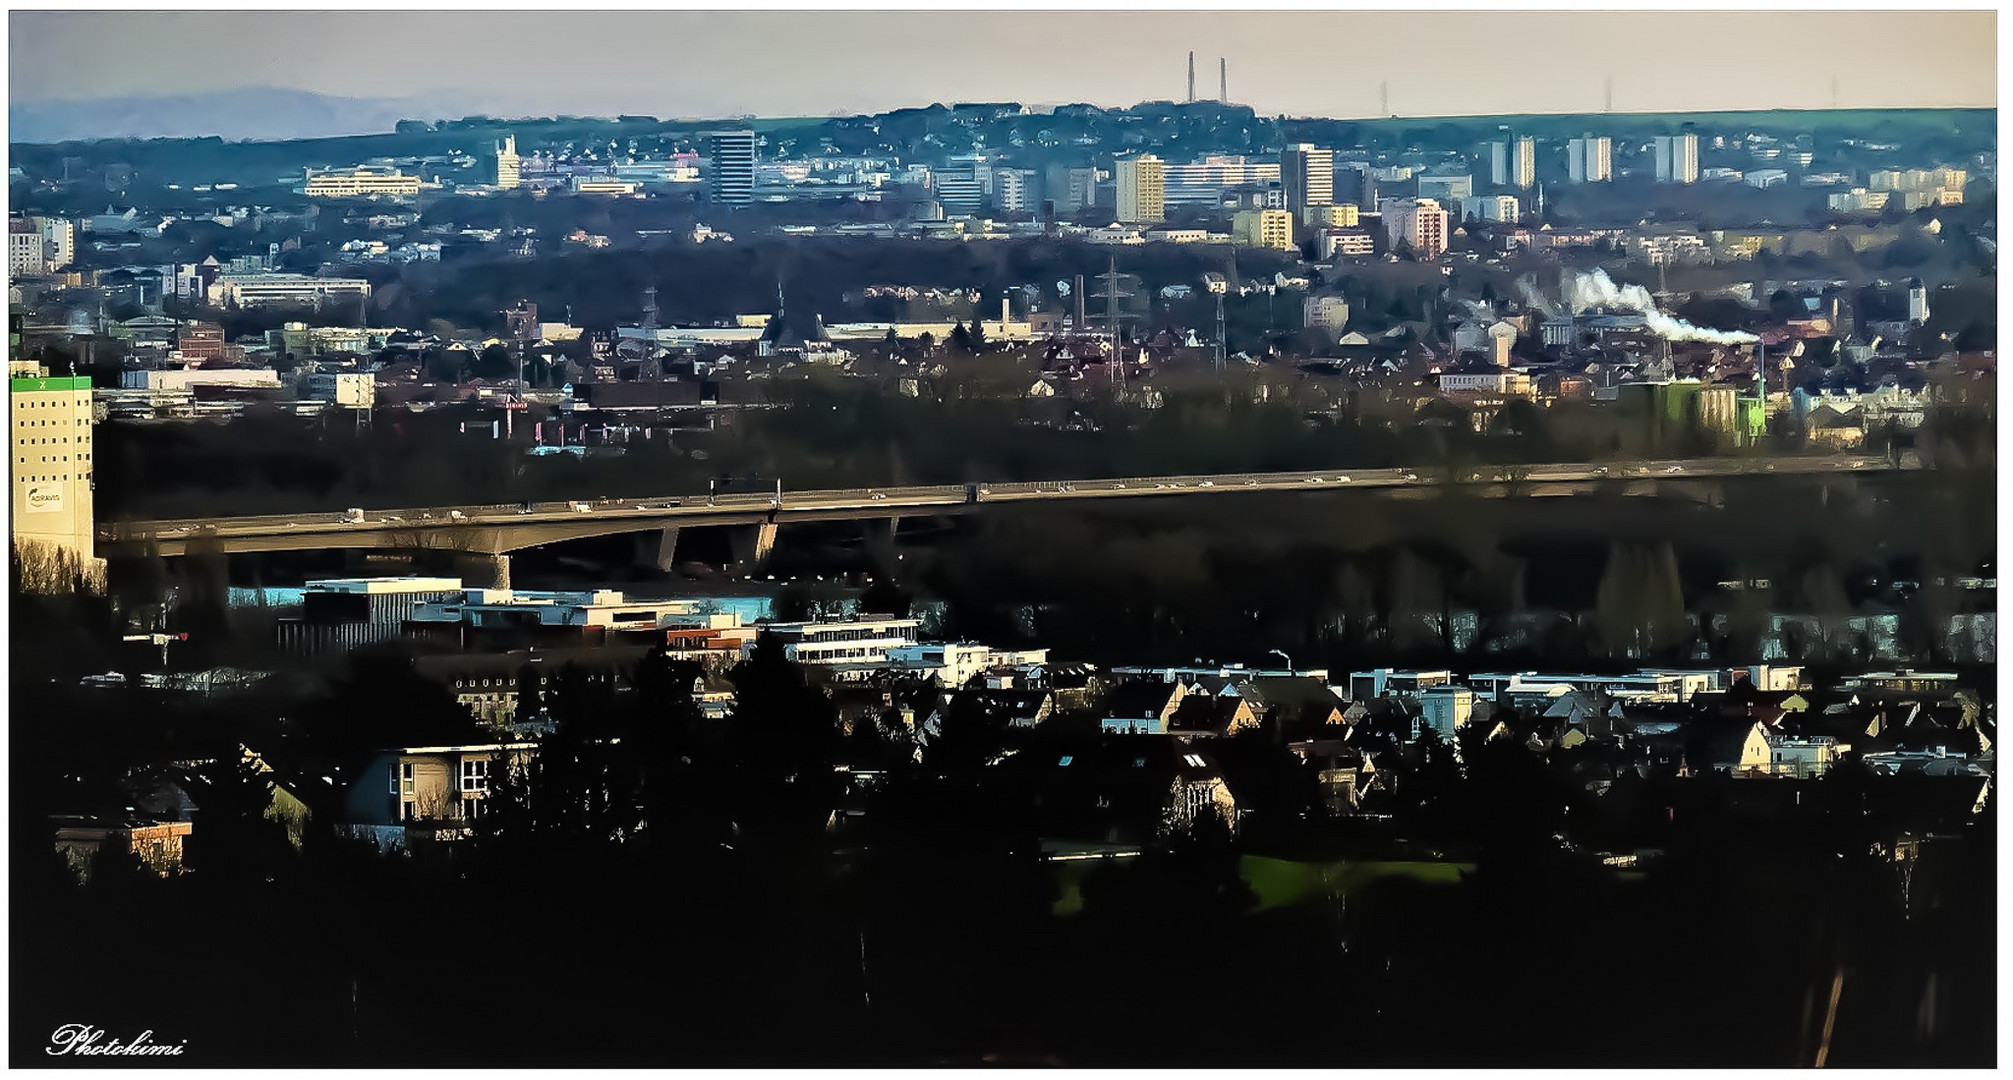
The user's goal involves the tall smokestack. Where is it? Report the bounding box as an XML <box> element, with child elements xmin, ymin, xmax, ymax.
<box><xmin>1075</xmin><ymin>274</ymin><xmax>1086</xmax><ymax>328</ymax></box>
<box><xmin>1187</xmin><ymin>51</ymin><xmax>1195</xmax><ymax>103</ymax></box>
<box><xmin>1219</xmin><ymin>57</ymin><xmax>1227</xmax><ymax>102</ymax></box>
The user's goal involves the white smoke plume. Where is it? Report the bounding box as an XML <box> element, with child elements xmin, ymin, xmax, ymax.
<box><xmin>1566</xmin><ymin>268</ymin><xmax>1759</xmax><ymax>345</ymax></box>
<box><xmin>1515</xmin><ymin>275</ymin><xmax>1562</xmax><ymax>319</ymax></box>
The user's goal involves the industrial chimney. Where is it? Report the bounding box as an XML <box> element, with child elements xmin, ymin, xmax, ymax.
<box><xmin>1219</xmin><ymin>57</ymin><xmax>1227</xmax><ymax>102</ymax></box>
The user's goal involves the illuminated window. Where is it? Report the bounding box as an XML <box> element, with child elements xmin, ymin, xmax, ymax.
<box><xmin>400</xmin><ymin>762</ymin><xmax>415</xmax><ymax>798</ymax></box>
<box><xmin>1058</xmin><ymin>755</ymin><xmax>1073</xmax><ymax>766</ymax></box>
<box><xmin>461</xmin><ymin>758</ymin><xmax>491</xmax><ymax>793</ymax></box>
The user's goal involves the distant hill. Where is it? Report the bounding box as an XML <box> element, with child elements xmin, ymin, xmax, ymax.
<box><xmin>8</xmin><ymin>88</ymin><xmax>459</xmax><ymax>144</ymax></box>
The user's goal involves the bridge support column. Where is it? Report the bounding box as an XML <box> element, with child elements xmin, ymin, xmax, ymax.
<box><xmin>479</xmin><ymin>553</ymin><xmax>511</xmax><ymax>590</ymax></box>
<box><xmin>863</xmin><ymin>517</ymin><xmax>898</xmax><ymax>575</ymax></box>
<box><xmin>729</xmin><ymin>522</ymin><xmax>779</xmax><ymax>573</ymax></box>
<box><xmin>636</xmin><ymin>526</ymin><xmax>680</xmax><ymax>573</ymax></box>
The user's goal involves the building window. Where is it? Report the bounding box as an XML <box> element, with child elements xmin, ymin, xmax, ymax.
<box><xmin>400</xmin><ymin>801</ymin><xmax>415</xmax><ymax>821</ymax></box>
<box><xmin>400</xmin><ymin>762</ymin><xmax>415</xmax><ymax>798</ymax></box>
<box><xmin>461</xmin><ymin>757</ymin><xmax>490</xmax><ymax>793</ymax></box>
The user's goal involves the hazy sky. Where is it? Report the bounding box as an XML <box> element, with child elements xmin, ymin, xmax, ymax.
<box><xmin>10</xmin><ymin>9</ymin><xmax>1998</xmax><ymax>119</ymax></box>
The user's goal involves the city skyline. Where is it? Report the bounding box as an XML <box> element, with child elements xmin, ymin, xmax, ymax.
<box><xmin>9</xmin><ymin>10</ymin><xmax>1997</xmax><ymax>138</ymax></box>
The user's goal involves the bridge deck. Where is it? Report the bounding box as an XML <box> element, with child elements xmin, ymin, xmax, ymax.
<box><xmin>99</xmin><ymin>456</ymin><xmax>1904</xmax><ymax>557</ymax></box>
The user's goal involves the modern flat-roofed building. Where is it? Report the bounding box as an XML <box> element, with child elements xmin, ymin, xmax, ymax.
<box><xmin>571</xmin><ymin>177</ymin><xmax>639</xmax><ymax>196</ymax></box>
<box><xmin>750</xmin><ymin>616</ymin><xmax>923</xmax><ymax>671</ymax></box>
<box><xmin>277</xmin><ymin>577</ymin><xmax>467</xmax><ymax>655</ymax></box>
<box><xmin>1318</xmin><ymin>228</ymin><xmax>1376</xmax><ymax>259</ymax></box>
<box><xmin>1416</xmin><ymin>173</ymin><xmax>1474</xmax><ymax>202</ymax></box>
<box><xmin>1232</xmin><ymin>209</ymin><xmax>1294</xmax><ymax>250</ymax></box>
<box><xmin>303</xmin><ymin>167</ymin><xmax>423</xmax><ymax>198</ymax></box>
<box><xmin>212</xmin><ymin>273</ymin><xmax>371</xmax><ymax>309</ymax></box>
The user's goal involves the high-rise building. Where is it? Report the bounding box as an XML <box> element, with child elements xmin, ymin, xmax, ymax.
<box><xmin>1380</xmin><ymin>198</ymin><xmax>1449</xmax><ymax>259</ymax></box>
<box><xmin>934</xmin><ymin>168</ymin><xmax>985</xmax><ymax>216</ymax></box>
<box><xmin>1115</xmin><ymin>154</ymin><xmax>1167</xmax><ymax>224</ymax></box>
<box><xmin>1487</xmin><ymin>138</ymin><xmax>1535</xmax><ymax>189</ymax></box>
<box><xmin>1567</xmin><ymin>135</ymin><xmax>1612</xmax><ymax>183</ymax></box>
<box><xmin>1510</xmin><ymin>137</ymin><xmax>1536</xmax><ymax>189</ymax></box>
<box><xmin>34</xmin><ymin>217</ymin><xmax>74</xmax><ymax>270</ymax></box>
<box><xmin>495</xmin><ymin>134</ymin><xmax>520</xmax><ymax>190</ymax></box>
<box><xmin>8</xmin><ymin>218</ymin><xmax>45</xmax><ymax>276</ymax></box>
<box><xmin>1231</xmin><ymin>209</ymin><xmax>1295</xmax><ymax>250</ymax></box>
<box><xmin>1654</xmin><ymin>134</ymin><xmax>1700</xmax><ymax>184</ymax></box>
<box><xmin>993</xmin><ymin>168</ymin><xmax>1033</xmax><ymax>213</ymax></box>
<box><xmin>1907</xmin><ymin>278</ymin><xmax>1929</xmax><ymax>325</ymax></box>
<box><xmin>1280</xmin><ymin>143</ymin><xmax>1334</xmax><ymax>216</ymax></box>
<box><xmin>706</xmin><ymin>130</ymin><xmax>757</xmax><ymax>206</ymax></box>
<box><xmin>1334</xmin><ymin>162</ymin><xmax>1377</xmax><ymax>209</ymax></box>
<box><xmin>1043</xmin><ymin>163</ymin><xmax>1103</xmax><ymax>216</ymax></box>
<box><xmin>1459</xmin><ymin>194</ymin><xmax>1520</xmax><ymax>222</ymax></box>
<box><xmin>10</xmin><ymin>364</ymin><xmax>101</xmax><ymax>589</ymax></box>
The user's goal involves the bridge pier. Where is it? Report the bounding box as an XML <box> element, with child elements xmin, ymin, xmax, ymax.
<box><xmin>474</xmin><ymin>553</ymin><xmax>511</xmax><ymax>589</ymax></box>
<box><xmin>863</xmin><ymin>517</ymin><xmax>899</xmax><ymax>575</ymax></box>
<box><xmin>729</xmin><ymin>522</ymin><xmax>779</xmax><ymax>573</ymax></box>
<box><xmin>635</xmin><ymin>526</ymin><xmax>680</xmax><ymax>573</ymax></box>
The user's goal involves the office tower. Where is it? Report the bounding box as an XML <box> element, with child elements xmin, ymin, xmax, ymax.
<box><xmin>495</xmin><ymin>133</ymin><xmax>520</xmax><ymax>190</ymax></box>
<box><xmin>1654</xmin><ymin>133</ymin><xmax>1699</xmax><ymax>184</ymax></box>
<box><xmin>1489</xmin><ymin>142</ymin><xmax>1509</xmax><ymax>186</ymax></box>
<box><xmin>1335</xmin><ymin>161</ymin><xmax>1376</xmax><ymax>209</ymax></box>
<box><xmin>1567</xmin><ymin>134</ymin><xmax>1612</xmax><ymax>183</ymax></box>
<box><xmin>993</xmin><ymin>168</ymin><xmax>1032</xmax><ymax>213</ymax></box>
<box><xmin>1907</xmin><ymin>278</ymin><xmax>1929</xmax><ymax>325</ymax></box>
<box><xmin>933</xmin><ymin>168</ymin><xmax>985</xmax><ymax>216</ymax></box>
<box><xmin>1115</xmin><ymin>153</ymin><xmax>1166</xmax><ymax>224</ymax></box>
<box><xmin>707</xmin><ymin>130</ymin><xmax>757</xmax><ymax>206</ymax></box>
<box><xmin>1280</xmin><ymin>143</ymin><xmax>1334</xmax><ymax>216</ymax></box>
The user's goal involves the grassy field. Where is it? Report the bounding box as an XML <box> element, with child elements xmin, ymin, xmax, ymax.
<box><xmin>1047</xmin><ymin>852</ymin><xmax>1474</xmax><ymax>918</ymax></box>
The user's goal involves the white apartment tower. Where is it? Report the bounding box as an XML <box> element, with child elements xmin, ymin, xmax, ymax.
<box><xmin>1567</xmin><ymin>135</ymin><xmax>1612</xmax><ymax>183</ymax></box>
<box><xmin>707</xmin><ymin>130</ymin><xmax>758</xmax><ymax>207</ymax></box>
<box><xmin>1654</xmin><ymin>134</ymin><xmax>1700</xmax><ymax>184</ymax></box>
<box><xmin>495</xmin><ymin>134</ymin><xmax>521</xmax><ymax>190</ymax></box>
<box><xmin>1907</xmin><ymin>278</ymin><xmax>1930</xmax><ymax>325</ymax></box>
<box><xmin>1488</xmin><ymin>138</ymin><xmax>1535</xmax><ymax>189</ymax></box>
<box><xmin>1280</xmin><ymin>143</ymin><xmax>1334</xmax><ymax>216</ymax></box>
<box><xmin>1115</xmin><ymin>153</ymin><xmax>1167</xmax><ymax>224</ymax></box>
<box><xmin>1381</xmin><ymin>198</ymin><xmax>1450</xmax><ymax>259</ymax></box>
<box><xmin>36</xmin><ymin>217</ymin><xmax>76</xmax><ymax>269</ymax></box>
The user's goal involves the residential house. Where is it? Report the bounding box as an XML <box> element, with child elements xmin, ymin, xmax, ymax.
<box><xmin>53</xmin><ymin>815</ymin><xmax>192</xmax><ymax>883</ymax></box>
<box><xmin>997</xmin><ymin>735</ymin><xmax>1239</xmax><ymax>844</ymax></box>
<box><xmin>1100</xmin><ymin>678</ymin><xmax>1191</xmax><ymax>734</ymax></box>
<box><xmin>341</xmin><ymin>743</ymin><xmax>538</xmax><ymax>851</ymax></box>
<box><xmin>1167</xmin><ymin>694</ymin><xmax>1262</xmax><ymax>737</ymax></box>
